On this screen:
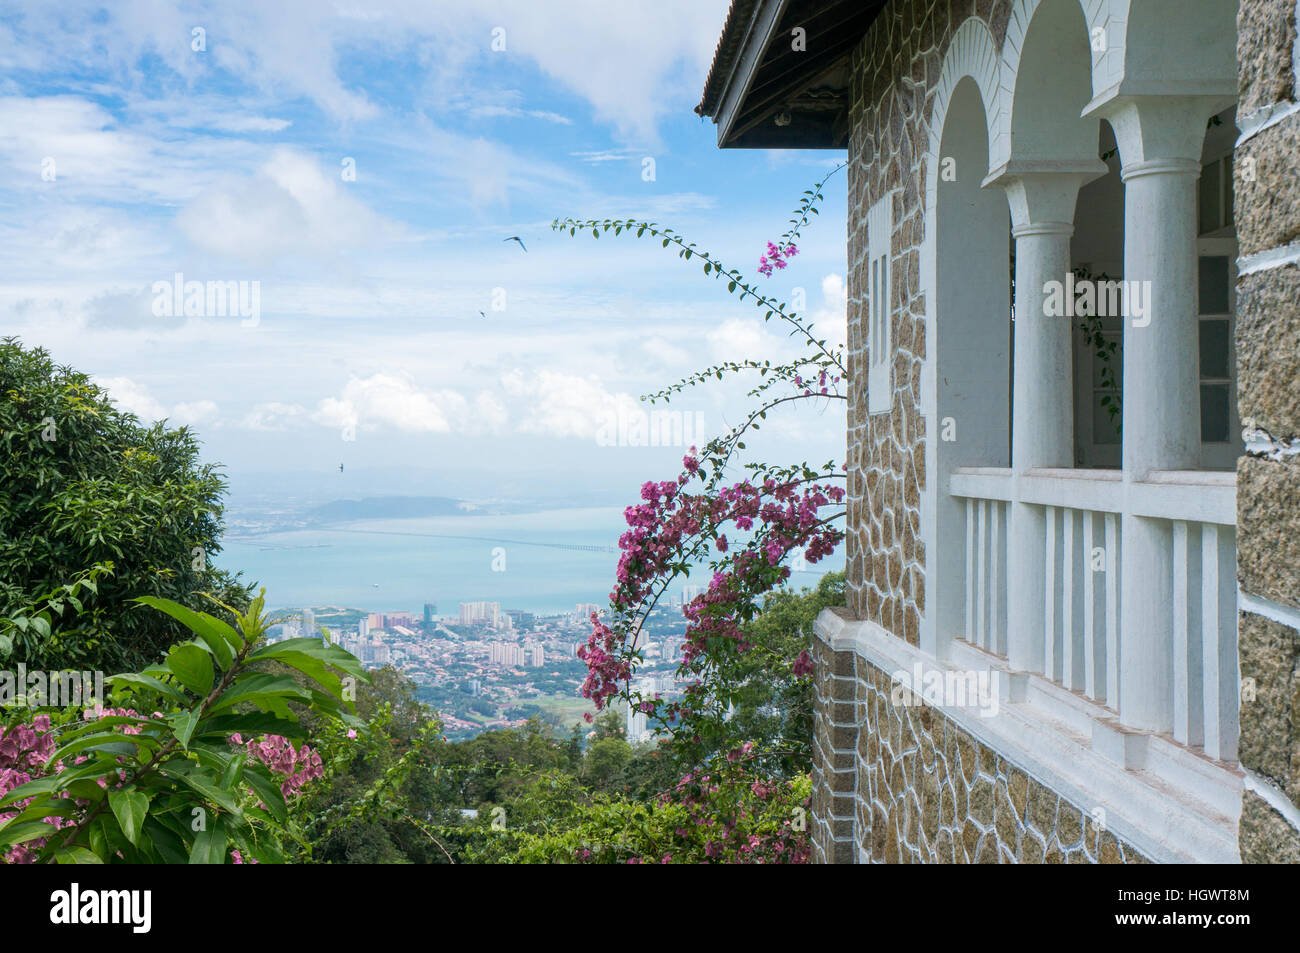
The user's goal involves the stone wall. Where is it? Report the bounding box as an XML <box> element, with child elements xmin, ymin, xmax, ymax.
<box><xmin>1233</xmin><ymin>0</ymin><xmax>1300</xmax><ymax>863</ymax></box>
<box><xmin>810</xmin><ymin>613</ymin><xmax>1149</xmax><ymax>863</ymax></box>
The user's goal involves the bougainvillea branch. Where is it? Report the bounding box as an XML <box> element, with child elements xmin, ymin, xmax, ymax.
<box><xmin>558</xmin><ymin>169</ymin><xmax>849</xmax><ymax>773</ymax></box>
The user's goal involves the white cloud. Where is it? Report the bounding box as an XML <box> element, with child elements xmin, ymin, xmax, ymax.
<box><xmin>172</xmin><ymin>400</ymin><xmax>220</xmax><ymax>426</ymax></box>
<box><xmin>312</xmin><ymin>373</ymin><xmax>505</xmax><ymax>436</ymax></box>
<box><xmin>502</xmin><ymin>369</ymin><xmax>641</xmax><ymax>441</ymax></box>
<box><xmin>93</xmin><ymin>376</ymin><xmax>167</xmax><ymax>421</ymax></box>
<box><xmin>239</xmin><ymin>402</ymin><xmax>305</xmax><ymax>431</ymax></box>
<box><xmin>92</xmin><ymin>376</ymin><xmax>219</xmax><ymax>426</ymax></box>
<box><xmin>175</xmin><ymin>148</ymin><xmax>403</xmax><ymax>265</ymax></box>
<box><xmin>1</xmin><ymin>0</ymin><xmax>728</xmax><ymax>142</ymax></box>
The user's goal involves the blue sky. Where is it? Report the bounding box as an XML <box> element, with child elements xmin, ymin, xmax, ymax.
<box><xmin>0</xmin><ymin>0</ymin><xmax>848</xmax><ymax>510</ymax></box>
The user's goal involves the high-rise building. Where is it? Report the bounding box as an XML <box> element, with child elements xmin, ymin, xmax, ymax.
<box><xmin>423</xmin><ymin>603</ymin><xmax>437</xmax><ymax>631</ymax></box>
<box><xmin>575</xmin><ymin>603</ymin><xmax>602</xmax><ymax>621</ymax></box>
<box><xmin>358</xmin><ymin>617</ymin><xmax>369</xmax><ymax>640</ymax></box>
<box><xmin>488</xmin><ymin>642</ymin><xmax>524</xmax><ymax>666</ymax></box>
<box><xmin>626</xmin><ymin>707</ymin><xmax>650</xmax><ymax>743</ymax></box>
<box><xmin>459</xmin><ymin>602</ymin><xmax>503</xmax><ymax>628</ymax></box>
<box><xmin>682</xmin><ymin>584</ymin><xmax>706</xmax><ymax>607</ymax></box>
<box><xmin>527</xmin><ymin>645</ymin><xmax>545</xmax><ymax>667</ymax></box>
<box><xmin>505</xmin><ymin>609</ymin><xmax>534</xmax><ymax>629</ymax></box>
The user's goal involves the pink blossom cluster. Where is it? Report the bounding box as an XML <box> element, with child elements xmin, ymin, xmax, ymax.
<box><xmin>578</xmin><ymin>447</ymin><xmax>843</xmax><ymax>720</ymax></box>
<box><xmin>234</xmin><ymin>734</ymin><xmax>323</xmax><ymax>797</ymax></box>
<box><xmin>757</xmin><ymin>241</ymin><xmax>798</xmax><ymax>277</ymax></box>
<box><xmin>792</xmin><ymin>367</ymin><xmax>840</xmax><ymax>397</ymax></box>
<box><xmin>0</xmin><ymin>715</ymin><xmax>67</xmax><ymax>863</ymax></box>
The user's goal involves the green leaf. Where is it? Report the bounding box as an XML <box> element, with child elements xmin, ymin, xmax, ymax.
<box><xmin>0</xmin><ymin>820</ymin><xmax>58</xmax><ymax>849</ymax></box>
<box><xmin>157</xmin><ymin>764</ymin><xmax>245</xmax><ymax>819</ymax></box>
<box><xmin>190</xmin><ymin>816</ymin><xmax>228</xmax><ymax>864</ymax></box>
<box><xmin>48</xmin><ymin>729</ymin><xmax>159</xmax><ymax>767</ymax></box>
<box><xmin>108</xmin><ymin>788</ymin><xmax>150</xmax><ymax>846</ymax></box>
<box><xmin>243</xmin><ymin>765</ymin><xmax>288</xmax><ymax>824</ymax></box>
<box><xmin>54</xmin><ymin>846</ymin><xmax>104</xmax><ymax>864</ymax></box>
<box><xmin>107</xmin><ymin>672</ymin><xmax>186</xmax><ymax>703</ymax></box>
<box><xmin>142</xmin><ymin>818</ymin><xmax>188</xmax><ymax>865</ymax></box>
<box><xmin>166</xmin><ymin>642</ymin><xmax>214</xmax><ymax>696</ymax></box>
<box><xmin>135</xmin><ymin>596</ymin><xmax>241</xmax><ymax>661</ymax></box>
<box><xmin>204</xmin><ymin>672</ymin><xmax>311</xmax><ymax>718</ymax></box>
<box><xmin>170</xmin><ymin>708</ymin><xmax>201</xmax><ymax>748</ymax></box>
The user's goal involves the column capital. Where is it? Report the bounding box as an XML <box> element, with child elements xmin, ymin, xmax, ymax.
<box><xmin>983</xmin><ymin>159</ymin><xmax>1109</xmax><ymax>233</ymax></box>
<box><xmin>1082</xmin><ymin>92</ymin><xmax>1229</xmax><ymax>171</ymax></box>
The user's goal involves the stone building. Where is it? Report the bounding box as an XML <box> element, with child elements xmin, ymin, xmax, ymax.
<box><xmin>697</xmin><ymin>0</ymin><xmax>1300</xmax><ymax>862</ymax></box>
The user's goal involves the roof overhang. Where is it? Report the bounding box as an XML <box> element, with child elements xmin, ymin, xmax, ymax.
<box><xmin>695</xmin><ymin>0</ymin><xmax>887</xmax><ymax>149</ymax></box>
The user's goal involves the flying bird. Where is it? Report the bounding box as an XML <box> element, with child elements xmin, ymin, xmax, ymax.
<box><xmin>504</xmin><ymin>236</ymin><xmax>527</xmax><ymax>252</ymax></box>
<box><xmin>479</xmin><ymin>311</ymin><xmax>486</xmax><ymax>319</ymax></box>
<box><xmin>339</xmin><ymin>463</ymin><xmax>344</xmax><ymax>473</ymax></box>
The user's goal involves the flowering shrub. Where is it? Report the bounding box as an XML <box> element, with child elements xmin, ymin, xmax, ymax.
<box><xmin>557</xmin><ymin>169</ymin><xmax>847</xmax><ymax>755</ymax></box>
<box><xmin>552</xmin><ymin>171</ymin><xmax>846</xmax><ymax>862</ymax></box>
<box><xmin>499</xmin><ymin>763</ymin><xmax>811</xmax><ymax>864</ymax></box>
<box><xmin>237</xmin><ymin>734</ymin><xmax>325</xmax><ymax>798</ymax></box>
<box><xmin>0</xmin><ymin>591</ymin><xmax>365</xmax><ymax>863</ymax></box>
<box><xmin>0</xmin><ymin>715</ymin><xmax>60</xmax><ymax>863</ymax></box>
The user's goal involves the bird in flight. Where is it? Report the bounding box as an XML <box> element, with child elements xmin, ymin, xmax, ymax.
<box><xmin>479</xmin><ymin>311</ymin><xmax>486</xmax><ymax>319</ymax></box>
<box><xmin>339</xmin><ymin>463</ymin><xmax>344</xmax><ymax>473</ymax></box>
<box><xmin>504</xmin><ymin>236</ymin><xmax>527</xmax><ymax>252</ymax></box>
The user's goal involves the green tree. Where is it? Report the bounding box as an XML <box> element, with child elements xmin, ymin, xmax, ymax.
<box><xmin>0</xmin><ymin>337</ymin><xmax>251</xmax><ymax>671</ymax></box>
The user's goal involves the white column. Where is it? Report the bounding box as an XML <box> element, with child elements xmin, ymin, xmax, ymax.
<box><xmin>988</xmin><ymin>167</ymin><xmax>1103</xmax><ymax>673</ymax></box>
<box><xmin>1092</xmin><ymin>95</ymin><xmax>1219</xmax><ymax>733</ymax></box>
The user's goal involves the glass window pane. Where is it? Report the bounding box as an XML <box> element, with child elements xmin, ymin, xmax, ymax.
<box><xmin>1199</xmin><ymin>256</ymin><xmax>1230</xmax><ymax>314</ymax></box>
<box><xmin>1093</xmin><ymin>392</ymin><xmax>1121</xmax><ymax>445</ymax></box>
<box><xmin>1199</xmin><ymin>159</ymin><xmax>1221</xmax><ymax>234</ymax></box>
<box><xmin>1201</xmin><ymin>383</ymin><xmax>1230</xmax><ymax>442</ymax></box>
<box><xmin>1200</xmin><ymin>319</ymin><xmax>1230</xmax><ymax>379</ymax></box>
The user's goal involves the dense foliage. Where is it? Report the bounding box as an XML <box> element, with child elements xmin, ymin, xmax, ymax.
<box><xmin>0</xmin><ymin>592</ymin><xmax>363</xmax><ymax>863</ymax></box>
<box><xmin>0</xmin><ymin>337</ymin><xmax>251</xmax><ymax>671</ymax></box>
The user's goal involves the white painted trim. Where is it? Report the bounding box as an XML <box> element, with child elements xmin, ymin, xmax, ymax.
<box><xmin>1238</xmin><ymin>240</ymin><xmax>1300</xmax><ymax>276</ymax></box>
<box><xmin>1236</xmin><ymin>99</ymin><xmax>1300</xmax><ymax>145</ymax></box>
<box><xmin>1243</xmin><ymin>769</ymin><xmax>1300</xmax><ymax>834</ymax></box>
<box><xmin>949</xmin><ymin>466</ymin><xmax>1236</xmax><ymax>525</ymax></box>
<box><xmin>920</xmin><ymin>15</ymin><xmax>1003</xmax><ymax>658</ymax></box>
<box><xmin>1239</xmin><ymin>590</ymin><xmax>1300</xmax><ymax>634</ymax></box>
<box><xmin>815</xmin><ymin>608</ymin><xmax>1242</xmax><ymax>863</ymax></box>
<box><xmin>1244</xmin><ymin>428</ymin><xmax>1300</xmax><ymax>461</ymax></box>
<box><xmin>866</xmin><ymin>194</ymin><xmax>893</xmax><ymax>414</ymax></box>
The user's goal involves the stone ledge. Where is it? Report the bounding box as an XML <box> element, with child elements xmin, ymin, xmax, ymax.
<box><xmin>813</xmin><ymin>607</ymin><xmax>1241</xmax><ymax>863</ymax></box>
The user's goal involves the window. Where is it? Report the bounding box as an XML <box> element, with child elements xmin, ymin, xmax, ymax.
<box><xmin>867</xmin><ymin>195</ymin><xmax>892</xmax><ymax>414</ymax></box>
<box><xmin>1198</xmin><ymin>154</ymin><xmax>1234</xmax><ymax>235</ymax></box>
<box><xmin>1197</xmin><ymin>253</ymin><xmax>1233</xmax><ymax>446</ymax></box>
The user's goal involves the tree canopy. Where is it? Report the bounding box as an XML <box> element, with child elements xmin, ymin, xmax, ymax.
<box><xmin>0</xmin><ymin>337</ymin><xmax>251</xmax><ymax>672</ymax></box>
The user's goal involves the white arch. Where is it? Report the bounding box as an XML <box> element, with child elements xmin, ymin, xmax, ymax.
<box><xmin>994</xmin><ymin>0</ymin><xmax>1111</xmax><ymax>169</ymax></box>
<box><xmin>917</xmin><ymin>15</ymin><xmax>1005</xmax><ymax>656</ymax></box>
<box><xmin>924</xmin><ymin>17</ymin><xmax>1002</xmax><ymax>216</ymax></box>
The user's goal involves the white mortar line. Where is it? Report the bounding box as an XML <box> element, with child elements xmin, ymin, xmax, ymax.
<box><xmin>1239</xmin><ymin>589</ymin><xmax>1300</xmax><ymax>633</ymax></box>
<box><xmin>1238</xmin><ymin>241</ymin><xmax>1300</xmax><ymax>275</ymax></box>
<box><xmin>1243</xmin><ymin>769</ymin><xmax>1300</xmax><ymax>834</ymax></box>
<box><xmin>1236</xmin><ymin>99</ymin><xmax>1300</xmax><ymax>145</ymax></box>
